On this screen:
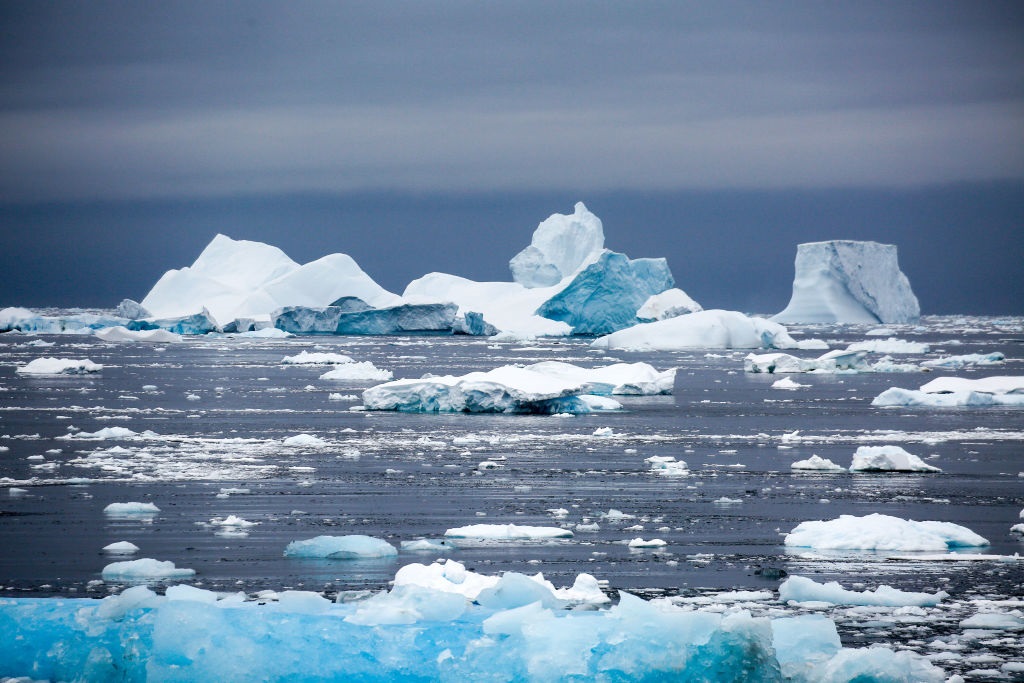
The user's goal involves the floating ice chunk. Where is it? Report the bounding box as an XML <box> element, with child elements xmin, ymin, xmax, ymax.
<box><xmin>714</xmin><ymin>497</ymin><xmax>743</xmax><ymax>505</ymax></box>
<box><xmin>444</xmin><ymin>524</ymin><xmax>573</xmax><ymax>540</ymax></box>
<box><xmin>102</xmin><ymin>541</ymin><xmax>140</xmax><ymax>554</ymax></box>
<box><xmin>283</xmin><ymin>535</ymin><xmax>398</xmax><ymax>559</ymax></box>
<box><xmin>400</xmin><ymin>539</ymin><xmax>454</xmax><ymax>553</ymax></box>
<box><xmin>522</xmin><ymin>361</ymin><xmax>675</xmax><ymax>395</ymax></box>
<box><xmin>791</xmin><ymin>455</ymin><xmax>845</xmax><ymax>472</ymax></box>
<box><xmin>919</xmin><ymin>375</ymin><xmax>1024</xmax><ymax>395</ymax></box>
<box><xmin>772</xmin><ymin>377</ymin><xmax>807</xmax><ymax>390</ymax></box>
<box><xmin>627</xmin><ymin>538</ymin><xmax>667</xmax><ymax>548</ymax></box>
<box><xmin>959</xmin><ymin>612</ymin><xmax>1024</xmax><ymax>631</ymax></box>
<box><xmin>921</xmin><ymin>352</ymin><xmax>1004</xmax><ymax>369</ymax></box>
<box><xmin>393</xmin><ymin>559</ymin><xmax>501</xmax><ymax>599</ymax></box>
<box><xmin>103</xmin><ymin>502</ymin><xmax>160</xmax><ymax>515</ymax></box>
<box><xmin>282</xmin><ymin>351</ymin><xmax>355</xmax><ymax>365</ymax></box>
<box><xmin>1010</xmin><ymin>524</ymin><xmax>1024</xmax><ymax>535</ymax></box>
<box><xmin>209</xmin><ymin>515</ymin><xmax>258</xmax><ymax>528</ymax></box>
<box><xmin>59</xmin><ymin>427</ymin><xmax>139</xmax><ymax>440</ymax></box>
<box><xmin>282</xmin><ymin>434</ymin><xmax>328</xmax><ymax>448</ymax></box>
<box><xmin>849</xmin><ymin>445</ymin><xmax>941</xmax><ymax>472</ymax></box>
<box><xmin>95</xmin><ymin>326</ymin><xmax>181</xmax><ymax>343</ymax></box>
<box><xmin>772</xmin><ymin>240</ymin><xmax>920</xmax><ymax>324</ymax></box>
<box><xmin>779</xmin><ymin>575</ymin><xmax>947</xmax><ymax>607</ymax></box>
<box><xmin>592</xmin><ymin>309</ymin><xmax>797</xmax><ymax>351</ymax></box>
<box><xmin>636</xmin><ymin>288</ymin><xmax>702</xmax><ymax>321</ymax></box>
<box><xmin>785</xmin><ymin>513</ymin><xmax>988</xmax><ymax>551</ymax></box>
<box><xmin>871</xmin><ymin>387</ymin><xmax>1024</xmax><ymax>407</ymax></box>
<box><xmin>645</xmin><ymin>456</ymin><xmax>689</xmax><ymax>476</ymax></box>
<box><xmin>846</xmin><ymin>338</ymin><xmax>929</xmax><ymax>354</ymax></box>
<box><xmin>101</xmin><ymin>558</ymin><xmax>195</xmax><ymax>580</ymax></box>
<box><xmin>509</xmin><ymin>201</ymin><xmax>605</xmax><ymax>288</ymax></box>
<box><xmin>602</xmin><ymin>509</ymin><xmax>635</xmax><ymax>520</ymax></box>
<box><xmin>0</xmin><ymin>306</ymin><xmax>40</xmax><ymax>331</ymax></box>
<box><xmin>235</xmin><ymin>326</ymin><xmax>291</xmax><ymax>338</ymax></box>
<box><xmin>318</xmin><ymin>361</ymin><xmax>393</xmax><ymax>382</ymax></box>
<box><xmin>16</xmin><ymin>357</ymin><xmax>102</xmax><ymax>375</ymax></box>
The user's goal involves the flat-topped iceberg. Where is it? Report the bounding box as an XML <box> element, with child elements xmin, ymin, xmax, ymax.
<box><xmin>849</xmin><ymin>445</ymin><xmax>941</xmax><ymax>472</ymax></box>
<box><xmin>785</xmin><ymin>513</ymin><xmax>988</xmax><ymax>552</ymax></box>
<box><xmin>592</xmin><ymin>309</ymin><xmax>797</xmax><ymax>351</ymax></box>
<box><xmin>362</xmin><ymin>363</ymin><xmax>658</xmax><ymax>414</ymax></box>
<box><xmin>140</xmin><ymin>234</ymin><xmax>402</xmax><ymax>326</ymax></box>
<box><xmin>444</xmin><ymin>524</ymin><xmax>574</xmax><ymax>540</ymax></box>
<box><xmin>773</xmin><ymin>241</ymin><xmax>920</xmax><ymax>324</ymax></box>
<box><xmin>283</xmin><ymin>535</ymin><xmax>398</xmax><ymax>559</ymax></box>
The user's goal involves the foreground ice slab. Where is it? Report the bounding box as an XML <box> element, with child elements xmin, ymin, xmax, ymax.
<box><xmin>785</xmin><ymin>513</ymin><xmax>988</xmax><ymax>552</ymax></box>
<box><xmin>362</xmin><ymin>363</ymin><xmax>641</xmax><ymax>414</ymax></box>
<box><xmin>0</xmin><ymin>567</ymin><xmax>945</xmax><ymax>682</ymax></box>
<box><xmin>592</xmin><ymin>310</ymin><xmax>797</xmax><ymax>351</ymax></box>
<box><xmin>773</xmin><ymin>241</ymin><xmax>920</xmax><ymax>324</ymax></box>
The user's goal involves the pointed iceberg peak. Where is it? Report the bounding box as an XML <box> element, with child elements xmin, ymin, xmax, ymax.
<box><xmin>773</xmin><ymin>240</ymin><xmax>920</xmax><ymax>324</ymax></box>
<box><xmin>509</xmin><ymin>201</ymin><xmax>605</xmax><ymax>288</ymax></box>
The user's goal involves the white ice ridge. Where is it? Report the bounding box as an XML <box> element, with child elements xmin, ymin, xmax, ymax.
<box><xmin>140</xmin><ymin>234</ymin><xmax>403</xmax><ymax>325</ymax></box>
<box><xmin>591</xmin><ymin>309</ymin><xmax>797</xmax><ymax>351</ymax></box>
<box><xmin>0</xmin><ymin>563</ymin><xmax>947</xmax><ymax>681</ymax></box>
<box><xmin>509</xmin><ymin>201</ymin><xmax>605</xmax><ymax>288</ymax></box>
<box><xmin>873</xmin><ymin>375</ymin><xmax>1024</xmax><ymax>407</ymax></box>
<box><xmin>785</xmin><ymin>513</ymin><xmax>988</xmax><ymax>551</ymax></box>
<box><xmin>362</xmin><ymin>362</ymin><xmax>670</xmax><ymax>414</ymax></box>
<box><xmin>773</xmin><ymin>240</ymin><xmax>920</xmax><ymax>324</ymax></box>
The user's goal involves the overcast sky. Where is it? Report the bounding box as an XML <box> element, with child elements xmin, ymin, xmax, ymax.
<box><xmin>1</xmin><ymin>2</ymin><xmax>1022</xmax><ymax>312</ymax></box>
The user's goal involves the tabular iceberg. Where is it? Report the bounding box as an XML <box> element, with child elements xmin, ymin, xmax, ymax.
<box><xmin>773</xmin><ymin>241</ymin><xmax>920</xmax><ymax>324</ymax></box>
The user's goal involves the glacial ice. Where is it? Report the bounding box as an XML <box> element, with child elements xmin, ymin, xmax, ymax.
<box><xmin>636</xmin><ymin>287</ymin><xmax>703</xmax><ymax>321</ymax></box>
<box><xmin>140</xmin><ymin>234</ymin><xmax>402</xmax><ymax>325</ymax></box>
<box><xmin>102</xmin><ymin>541</ymin><xmax>140</xmax><ymax>554</ymax></box>
<box><xmin>646</xmin><ymin>456</ymin><xmax>690</xmax><ymax>477</ymax></box>
<box><xmin>95</xmin><ymin>326</ymin><xmax>181</xmax><ymax>343</ymax></box>
<box><xmin>509</xmin><ymin>201</ymin><xmax>605</xmax><ymax>288</ymax></box>
<box><xmin>779</xmin><ymin>575</ymin><xmax>948</xmax><ymax>607</ymax></box>
<box><xmin>127</xmin><ymin>308</ymin><xmax>219</xmax><ymax>335</ymax></box>
<box><xmin>361</xmin><ymin>363</ymin><xmax>656</xmax><ymax>413</ymax></box>
<box><xmin>115</xmin><ymin>298</ymin><xmax>150</xmax><ymax>319</ymax></box>
<box><xmin>444</xmin><ymin>524</ymin><xmax>574</xmax><ymax>540</ymax></box>
<box><xmin>282</xmin><ymin>434</ymin><xmax>329</xmax><ymax>448</ymax></box>
<box><xmin>283</xmin><ymin>535</ymin><xmax>398</xmax><ymax>559</ymax></box>
<box><xmin>785</xmin><ymin>513</ymin><xmax>989</xmax><ymax>551</ymax></box>
<box><xmin>849</xmin><ymin>445</ymin><xmax>941</xmax><ymax>472</ymax></box>
<box><xmin>16</xmin><ymin>357</ymin><xmax>102</xmax><ymax>375</ymax></box>
<box><xmin>0</xmin><ymin>571</ymin><xmax>946</xmax><ymax>682</ymax></box>
<box><xmin>846</xmin><ymin>338</ymin><xmax>929</xmax><ymax>354</ymax></box>
<box><xmin>591</xmin><ymin>309</ymin><xmax>797</xmax><ymax>351</ymax></box>
<box><xmin>282</xmin><ymin>351</ymin><xmax>355</xmax><ymax>365</ymax></box>
<box><xmin>921</xmin><ymin>352</ymin><xmax>1005</xmax><ymax>369</ymax></box>
<box><xmin>773</xmin><ymin>241</ymin><xmax>920</xmax><ymax>324</ymax></box>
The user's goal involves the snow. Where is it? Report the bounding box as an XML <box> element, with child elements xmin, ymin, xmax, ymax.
<box><xmin>779</xmin><ymin>575</ymin><xmax>948</xmax><ymax>607</ymax></box>
<box><xmin>773</xmin><ymin>240</ymin><xmax>920</xmax><ymax>324</ymax></box>
<box><xmin>16</xmin><ymin>357</ymin><xmax>103</xmax><ymax>375</ymax></box>
<box><xmin>282</xmin><ymin>434</ymin><xmax>328</xmax><ymax>448</ymax></box>
<box><xmin>509</xmin><ymin>201</ymin><xmax>605</xmax><ymax>288</ymax></box>
<box><xmin>140</xmin><ymin>233</ymin><xmax>402</xmax><ymax>325</ymax></box>
<box><xmin>591</xmin><ymin>309</ymin><xmax>797</xmax><ymax>351</ymax></box>
<box><xmin>444</xmin><ymin>524</ymin><xmax>574</xmax><ymax>540</ymax></box>
<box><xmin>791</xmin><ymin>455</ymin><xmax>846</xmax><ymax>472</ymax></box>
<box><xmin>101</xmin><ymin>558</ymin><xmax>195</xmax><ymax>580</ymax></box>
<box><xmin>103</xmin><ymin>502</ymin><xmax>160</xmax><ymax>515</ymax></box>
<box><xmin>362</xmin><ymin>364</ymin><xmax>628</xmax><ymax>414</ymax></box>
<box><xmin>282</xmin><ymin>351</ymin><xmax>354</xmax><ymax>365</ymax></box>
<box><xmin>283</xmin><ymin>535</ymin><xmax>398</xmax><ymax>559</ymax></box>
<box><xmin>849</xmin><ymin>445</ymin><xmax>941</xmax><ymax>472</ymax></box>
<box><xmin>636</xmin><ymin>287</ymin><xmax>702</xmax><ymax>321</ymax></box>
<box><xmin>318</xmin><ymin>361</ymin><xmax>393</xmax><ymax>382</ymax></box>
<box><xmin>785</xmin><ymin>514</ymin><xmax>989</xmax><ymax>551</ymax></box>
<box><xmin>95</xmin><ymin>326</ymin><xmax>181</xmax><ymax>343</ymax></box>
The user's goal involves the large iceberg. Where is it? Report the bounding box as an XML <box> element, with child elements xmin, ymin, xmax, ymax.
<box><xmin>140</xmin><ymin>234</ymin><xmax>402</xmax><ymax>326</ymax></box>
<box><xmin>509</xmin><ymin>201</ymin><xmax>605</xmax><ymax>288</ymax></box>
<box><xmin>773</xmin><ymin>241</ymin><xmax>920</xmax><ymax>324</ymax></box>
<box><xmin>591</xmin><ymin>309</ymin><xmax>797</xmax><ymax>351</ymax></box>
<box><xmin>785</xmin><ymin>513</ymin><xmax>988</xmax><ymax>552</ymax></box>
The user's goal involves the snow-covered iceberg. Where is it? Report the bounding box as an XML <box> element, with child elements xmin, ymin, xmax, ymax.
<box><xmin>95</xmin><ymin>326</ymin><xmax>181</xmax><ymax>343</ymax></box>
<box><xmin>785</xmin><ymin>513</ymin><xmax>988</xmax><ymax>552</ymax></box>
<box><xmin>444</xmin><ymin>524</ymin><xmax>573</xmax><ymax>540</ymax></box>
<box><xmin>140</xmin><ymin>234</ymin><xmax>402</xmax><ymax>326</ymax></box>
<box><xmin>592</xmin><ymin>309</ymin><xmax>797</xmax><ymax>351</ymax></box>
<box><xmin>636</xmin><ymin>288</ymin><xmax>702</xmax><ymax>321</ymax></box>
<box><xmin>849</xmin><ymin>445</ymin><xmax>941</xmax><ymax>472</ymax></box>
<box><xmin>509</xmin><ymin>201</ymin><xmax>605</xmax><ymax>288</ymax></box>
<box><xmin>362</xmin><ymin>364</ymin><xmax>626</xmax><ymax>414</ymax></box>
<box><xmin>773</xmin><ymin>241</ymin><xmax>920</xmax><ymax>324</ymax></box>
<box><xmin>791</xmin><ymin>455</ymin><xmax>845</xmax><ymax>472</ymax></box>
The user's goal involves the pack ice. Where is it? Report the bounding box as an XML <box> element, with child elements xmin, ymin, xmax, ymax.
<box><xmin>0</xmin><ymin>561</ymin><xmax>945</xmax><ymax>682</ymax></box>
<box><xmin>773</xmin><ymin>241</ymin><xmax>920</xmax><ymax>324</ymax></box>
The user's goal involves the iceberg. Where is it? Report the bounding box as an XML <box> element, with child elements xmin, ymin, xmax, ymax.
<box><xmin>919</xmin><ymin>375</ymin><xmax>1024</xmax><ymax>395</ymax></box>
<box><xmin>779</xmin><ymin>575</ymin><xmax>947</xmax><ymax>607</ymax></box>
<box><xmin>283</xmin><ymin>535</ymin><xmax>398</xmax><ymax>559</ymax></box>
<box><xmin>1</xmin><ymin>307</ymin><xmax>126</xmax><ymax>334</ymax></box>
<box><xmin>785</xmin><ymin>513</ymin><xmax>989</xmax><ymax>551</ymax></box>
<box><xmin>849</xmin><ymin>445</ymin><xmax>941</xmax><ymax>472</ymax></box>
<box><xmin>444</xmin><ymin>524</ymin><xmax>573</xmax><ymax>540</ymax></box>
<box><xmin>114</xmin><ymin>299</ymin><xmax>150</xmax><ymax>320</ymax></box>
<box><xmin>103</xmin><ymin>502</ymin><xmax>160</xmax><ymax>515</ymax></box>
<box><xmin>101</xmin><ymin>558</ymin><xmax>195</xmax><ymax>580</ymax></box>
<box><xmin>592</xmin><ymin>309</ymin><xmax>797</xmax><ymax>351</ymax></box>
<box><xmin>319</xmin><ymin>361</ymin><xmax>393</xmax><ymax>382</ymax></box>
<box><xmin>282</xmin><ymin>351</ymin><xmax>355</xmax><ymax>365</ymax></box>
<box><xmin>519</xmin><ymin>361</ymin><xmax>675</xmax><ymax>395</ymax></box>
<box><xmin>95</xmin><ymin>326</ymin><xmax>181</xmax><ymax>343</ymax></box>
<box><xmin>16</xmin><ymin>357</ymin><xmax>102</xmax><ymax>375</ymax></box>
<box><xmin>920</xmin><ymin>352</ymin><xmax>1004</xmax><ymax>369</ymax></box>
<box><xmin>509</xmin><ymin>201</ymin><xmax>605</xmax><ymax>288</ymax></box>
<box><xmin>272</xmin><ymin>302</ymin><xmax>458</xmax><ymax>335</ymax></box>
<box><xmin>535</xmin><ymin>251</ymin><xmax>675</xmax><ymax>335</ymax></box>
<box><xmin>646</xmin><ymin>455</ymin><xmax>690</xmax><ymax>476</ymax></box>
<box><xmin>139</xmin><ymin>234</ymin><xmax>402</xmax><ymax>325</ymax></box>
<box><xmin>636</xmin><ymin>288</ymin><xmax>702</xmax><ymax>321</ymax></box>
<box><xmin>127</xmin><ymin>308</ymin><xmax>219</xmax><ymax>335</ymax></box>
<box><xmin>773</xmin><ymin>241</ymin><xmax>920</xmax><ymax>324</ymax></box>
<box><xmin>791</xmin><ymin>455</ymin><xmax>845</xmax><ymax>472</ymax></box>
<box><xmin>361</xmin><ymin>363</ymin><xmax>640</xmax><ymax>414</ymax></box>
<box><xmin>872</xmin><ymin>375</ymin><xmax>1024</xmax><ymax>407</ymax></box>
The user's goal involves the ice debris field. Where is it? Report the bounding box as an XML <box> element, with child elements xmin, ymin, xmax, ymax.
<box><xmin>0</xmin><ymin>203</ymin><xmax>1023</xmax><ymax>681</ymax></box>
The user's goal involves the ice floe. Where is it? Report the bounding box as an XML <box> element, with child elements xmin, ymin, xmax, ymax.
<box><xmin>785</xmin><ymin>514</ymin><xmax>988</xmax><ymax>552</ymax></box>
<box><xmin>94</xmin><ymin>326</ymin><xmax>181</xmax><ymax>343</ymax></box>
<box><xmin>444</xmin><ymin>524</ymin><xmax>573</xmax><ymax>540</ymax></box>
<box><xmin>103</xmin><ymin>502</ymin><xmax>160</xmax><ymax>515</ymax></box>
<box><xmin>283</xmin><ymin>535</ymin><xmax>398</xmax><ymax>559</ymax></box>
<box><xmin>791</xmin><ymin>455</ymin><xmax>845</xmax><ymax>472</ymax></box>
<box><xmin>849</xmin><ymin>445</ymin><xmax>941</xmax><ymax>472</ymax></box>
<box><xmin>873</xmin><ymin>375</ymin><xmax>1024</xmax><ymax>407</ymax></box>
<box><xmin>920</xmin><ymin>352</ymin><xmax>1005</xmax><ymax>369</ymax></box>
<box><xmin>16</xmin><ymin>357</ymin><xmax>103</xmax><ymax>375</ymax></box>
<box><xmin>591</xmin><ymin>309</ymin><xmax>797</xmax><ymax>351</ymax></box>
<box><xmin>779</xmin><ymin>575</ymin><xmax>948</xmax><ymax>607</ymax></box>
<box><xmin>101</xmin><ymin>558</ymin><xmax>195</xmax><ymax>580</ymax></box>
<box><xmin>102</xmin><ymin>541</ymin><xmax>140</xmax><ymax>554</ymax></box>
<box><xmin>318</xmin><ymin>361</ymin><xmax>393</xmax><ymax>382</ymax></box>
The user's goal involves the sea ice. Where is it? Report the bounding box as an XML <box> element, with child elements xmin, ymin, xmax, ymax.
<box><xmin>127</xmin><ymin>308</ymin><xmax>219</xmax><ymax>335</ymax></box>
<box><xmin>918</xmin><ymin>375</ymin><xmax>1024</xmax><ymax>395</ymax></box>
<box><xmin>779</xmin><ymin>575</ymin><xmax>947</xmax><ymax>607</ymax></box>
<box><xmin>283</xmin><ymin>535</ymin><xmax>398</xmax><ymax>559</ymax></box>
<box><xmin>773</xmin><ymin>240</ymin><xmax>920</xmax><ymax>324</ymax></box>
<box><xmin>444</xmin><ymin>524</ymin><xmax>574</xmax><ymax>540</ymax></box>
<box><xmin>785</xmin><ymin>513</ymin><xmax>988</xmax><ymax>551</ymax></box>
<box><xmin>849</xmin><ymin>445</ymin><xmax>941</xmax><ymax>472</ymax></box>
<box><xmin>16</xmin><ymin>357</ymin><xmax>103</xmax><ymax>375</ymax></box>
<box><xmin>791</xmin><ymin>455</ymin><xmax>845</xmax><ymax>472</ymax></box>
<box><xmin>101</xmin><ymin>558</ymin><xmax>195</xmax><ymax>580</ymax></box>
<box><xmin>591</xmin><ymin>309</ymin><xmax>797</xmax><ymax>351</ymax></box>
<box><xmin>94</xmin><ymin>326</ymin><xmax>181</xmax><ymax>343</ymax></box>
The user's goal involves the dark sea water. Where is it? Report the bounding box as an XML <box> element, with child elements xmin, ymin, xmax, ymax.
<box><xmin>1</xmin><ymin>316</ymin><xmax>1022</xmax><ymax>676</ymax></box>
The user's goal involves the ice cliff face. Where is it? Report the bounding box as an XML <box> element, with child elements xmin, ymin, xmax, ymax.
<box><xmin>509</xmin><ymin>202</ymin><xmax>605</xmax><ymax>288</ymax></box>
<box><xmin>772</xmin><ymin>241</ymin><xmax>920</xmax><ymax>324</ymax></box>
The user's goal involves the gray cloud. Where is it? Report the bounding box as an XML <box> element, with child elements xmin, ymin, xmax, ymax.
<box><xmin>1</xmin><ymin>1</ymin><xmax>1022</xmax><ymax>201</ymax></box>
